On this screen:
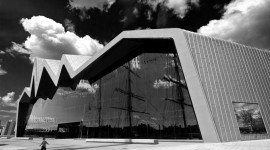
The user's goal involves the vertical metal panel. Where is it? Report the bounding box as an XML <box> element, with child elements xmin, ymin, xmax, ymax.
<box><xmin>207</xmin><ymin>37</ymin><xmax>227</xmax><ymax>142</ymax></box>
<box><xmin>233</xmin><ymin>44</ymin><xmax>247</xmax><ymax>103</ymax></box>
<box><xmin>257</xmin><ymin>49</ymin><xmax>270</xmax><ymax>139</ymax></box>
<box><xmin>228</xmin><ymin>43</ymin><xmax>244</xmax><ymax>104</ymax></box>
<box><xmin>201</xmin><ymin>35</ymin><xmax>224</xmax><ymax>141</ymax></box>
<box><xmin>218</xmin><ymin>40</ymin><xmax>239</xmax><ymax>141</ymax></box>
<box><xmin>223</xmin><ymin>42</ymin><xmax>242</xmax><ymax>141</ymax></box>
<box><xmin>247</xmin><ymin>47</ymin><xmax>269</xmax><ymax>139</ymax></box>
<box><xmin>183</xmin><ymin>30</ymin><xmax>270</xmax><ymax>142</ymax></box>
<box><xmin>239</xmin><ymin>46</ymin><xmax>258</xmax><ymax>140</ymax></box>
<box><xmin>251</xmin><ymin>48</ymin><xmax>270</xmax><ymax>137</ymax></box>
<box><xmin>260</xmin><ymin>51</ymin><xmax>270</xmax><ymax>133</ymax></box>
<box><xmin>211</xmin><ymin>38</ymin><xmax>231</xmax><ymax>142</ymax></box>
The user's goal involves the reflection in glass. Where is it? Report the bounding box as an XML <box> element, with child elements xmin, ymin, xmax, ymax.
<box><xmin>25</xmin><ymin>53</ymin><xmax>202</xmax><ymax>139</ymax></box>
<box><xmin>233</xmin><ymin>102</ymin><xmax>267</xmax><ymax>134</ymax></box>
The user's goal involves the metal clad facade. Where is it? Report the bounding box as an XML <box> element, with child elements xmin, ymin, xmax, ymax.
<box><xmin>183</xmin><ymin>31</ymin><xmax>270</xmax><ymax>142</ymax></box>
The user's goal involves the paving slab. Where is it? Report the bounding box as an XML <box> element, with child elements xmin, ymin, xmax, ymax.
<box><xmin>0</xmin><ymin>138</ymin><xmax>270</xmax><ymax>150</ymax></box>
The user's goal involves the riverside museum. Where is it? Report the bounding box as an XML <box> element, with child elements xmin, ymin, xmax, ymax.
<box><xmin>16</xmin><ymin>29</ymin><xmax>270</xmax><ymax>142</ymax></box>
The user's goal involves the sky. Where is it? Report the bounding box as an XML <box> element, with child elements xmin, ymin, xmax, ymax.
<box><xmin>0</xmin><ymin>0</ymin><xmax>270</xmax><ymax>125</ymax></box>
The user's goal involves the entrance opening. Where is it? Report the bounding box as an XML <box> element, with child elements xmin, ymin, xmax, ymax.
<box><xmin>56</xmin><ymin>122</ymin><xmax>80</xmax><ymax>139</ymax></box>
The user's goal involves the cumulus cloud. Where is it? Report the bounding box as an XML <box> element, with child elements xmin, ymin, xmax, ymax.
<box><xmin>198</xmin><ymin>0</ymin><xmax>270</xmax><ymax>50</ymax></box>
<box><xmin>56</xmin><ymin>80</ymin><xmax>99</xmax><ymax>96</ymax></box>
<box><xmin>0</xmin><ymin>64</ymin><xmax>7</xmax><ymax>75</ymax></box>
<box><xmin>165</xmin><ymin>0</ymin><xmax>199</xmax><ymax>18</ymax></box>
<box><xmin>0</xmin><ymin>92</ymin><xmax>16</xmax><ymax>107</ymax></box>
<box><xmin>0</xmin><ymin>50</ymin><xmax>5</xmax><ymax>54</ymax></box>
<box><xmin>64</xmin><ymin>19</ymin><xmax>75</xmax><ymax>32</ymax></box>
<box><xmin>7</xmin><ymin>16</ymin><xmax>103</xmax><ymax>61</ymax></box>
<box><xmin>76</xmin><ymin>80</ymin><xmax>99</xmax><ymax>94</ymax></box>
<box><xmin>153</xmin><ymin>79</ymin><xmax>174</xmax><ymax>88</ymax></box>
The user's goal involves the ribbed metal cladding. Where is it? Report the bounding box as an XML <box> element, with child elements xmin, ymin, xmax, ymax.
<box><xmin>183</xmin><ymin>31</ymin><xmax>270</xmax><ymax>142</ymax></box>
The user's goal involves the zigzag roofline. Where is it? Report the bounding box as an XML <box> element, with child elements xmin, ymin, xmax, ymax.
<box><xmin>18</xmin><ymin>28</ymin><xmax>181</xmax><ymax>102</ymax></box>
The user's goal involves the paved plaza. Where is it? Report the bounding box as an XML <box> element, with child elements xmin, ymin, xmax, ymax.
<box><xmin>0</xmin><ymin>138</ymin><xmax>270</xmax><ymax>150</ymax></box>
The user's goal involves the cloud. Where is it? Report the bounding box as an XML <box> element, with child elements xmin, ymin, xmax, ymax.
<box><xmin>7</xmin><ymin>16</ymin><xmax>103</xmax><ymax>61</ymax></box>
<box><xmin>118</xmin><ymin>0</ymin><xmax>200</xmax><ymax>19</ymax></box>
<box><xmin>6</xmin><ymin>42</ymin><xmax>31</xmax><ymax>56</ymax></box>
<box><xmin>153</xmin><ymin>79</ymin><xmax>174</xmax><ymax>89</ymax></box>
<box><xmin>1</xmin><ymin>92</ymin><xmax>15</xmax><ymax>103</ymax></box>
<box><xmin>0</xmin><ymin>110</ymin><xmax>17</xmax><ymax>114</ymax></box>
<box><xmin>0</xmin><ymin>92</ymin><xmax>16</xmax><ymax>107</ymax></box>
<box><xmin>165</xmin><ymin>0</ymin><xmax>199</xmax><ymax>18</ymax></box>
<box><xmin>0</xmin><ymin>114</ymin><xmax>10</xmax><ymax>118</ymax></box>
<box><xmin>68</xmin><ymin>0</ymin><xmax>117</xmax><ymax>22</ymax></box>
<box><xmin>0</xmin><ymin>64</ymin><xmax>7</xmax><ymax>75</ymax></box>
<box><xmin>76</xmin><ymin>80</ymin><xmax>99</xmax><ymax>94</ymax></box>
<box><xmin>69</xmin><ymin>0</ymin><xmax>116</xmax><ymax>11</ymax></box>
<box><xmin>0</xmin><ymin>51</ymin><xmax>5</xmax><ymax>54</ymax></box>
<box><xmin>64</xmin><ymin>19</ymin><xmax>75</xmax><ymax>32</ymax></box>
<box><xmin>198</xmin><ymin>0</ymin><xmax>270</xmax><ymax>50</ymax></box>
<box><xmin>69</xmin><ymin>0</ymin><xmax>199</xmax><ymax>23</ymax></box>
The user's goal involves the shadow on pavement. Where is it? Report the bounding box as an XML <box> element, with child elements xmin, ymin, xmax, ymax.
<box><xmin>49</xmin><ymin>143</ymin><xmax>130</xmax><ymax>150</ymax></box>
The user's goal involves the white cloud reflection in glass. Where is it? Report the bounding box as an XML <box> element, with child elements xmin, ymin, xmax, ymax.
<box><xmin>233</xmin><ymin>102</ymin><xmax>267</xmax><ymax>134</ymax></box>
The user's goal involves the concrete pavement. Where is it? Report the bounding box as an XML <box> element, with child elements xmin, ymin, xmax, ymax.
<box><xmin>0</xmin><ymin>138</ymin><xmax>270</xmax><ymax>150</ymax></box>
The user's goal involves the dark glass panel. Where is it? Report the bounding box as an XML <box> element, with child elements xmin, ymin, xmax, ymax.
<box><xmin>25</xmin><ymin>53</ymin><xmax>202</xmax><ymax>139</ymax></box>
<box><xmin>233</xmin><ymin>102</ymin><xmax>267</xmax><ymax>134</ymax></box>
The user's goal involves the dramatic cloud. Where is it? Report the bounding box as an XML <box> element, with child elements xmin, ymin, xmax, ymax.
<box><xmin>69</xmin><ymin>0</ymin><xmax>116</xmax><ymax>21</ymax></box>
<box><xmin>165</xmin><ymin>0</ymin><xmax>199</xmax><ymax>18</ymax></box>
<box><xmin>7</xmin><ymin>16</ymin><xmax>103</xmax><ymax>61</ymax></box>
<box><xmin>0</xmin><ymin>64</ymin><xmax>7</xmax><ymax>75</ymax></box>
<box><xmin>6</xmin><ymin>42</ymin><xmax>31</xmax><ymax>57</ymax></box>
<box><xmin>0</xmin><ymin>92</ymin><xmax>16</xmax><ymax>107</ymax></box>
<box><xmin>69</xmin><ymin>0</ymin><xmax>116</xmax><ymax>10</ymax></box>
<box><xmin>198</xmin><ymin>0</ymin><xmax>270</xmax><ymax>50</ymax></box>
<box><xmin>69</xmin><ymin>0</ymin><xmax>199</xmax><ymax>22</ymax></box>
<box><xmin>64</xmin><ymin>19</ymin><xmax>75</xmax><ymax>32</ymax></box>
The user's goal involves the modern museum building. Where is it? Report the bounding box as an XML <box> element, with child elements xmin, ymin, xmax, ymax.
<box><xmin>16</xmin><ymin>29</ymin><xmax>270</xmax><ymax>142</ymax></box>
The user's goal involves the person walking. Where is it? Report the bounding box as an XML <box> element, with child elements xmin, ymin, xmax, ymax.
<box><xmin>40</xmin><ymin>137</ymin><xmax>49</xmax><ymax>150</ymax></box>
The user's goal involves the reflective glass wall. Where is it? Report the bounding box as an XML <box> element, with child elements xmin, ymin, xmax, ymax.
<box><xmin>25</xmin><ymin>53</ymin><xmax>202</xmax><ymax>139</ymax></box>
<box><xmin>233</xmin><ymin>102</ymin><xmax>267</xmax><ymax>134</ymax></box>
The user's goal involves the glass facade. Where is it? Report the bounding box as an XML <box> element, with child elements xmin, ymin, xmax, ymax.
<box><xmin>24</xmin><ymin>53</ymin><xmax>201</xmax><ymax>139</ymax></box>
<box><xmin>233</xmin><ymin>102</ymin><xmax>267</xmax><ymax>134</ymax></box>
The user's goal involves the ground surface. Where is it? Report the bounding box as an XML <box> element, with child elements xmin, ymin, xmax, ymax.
<box><xmin>0</xmin><ymin>138</ymin><xmax>270</xmax><ymax>150</ymax></box>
